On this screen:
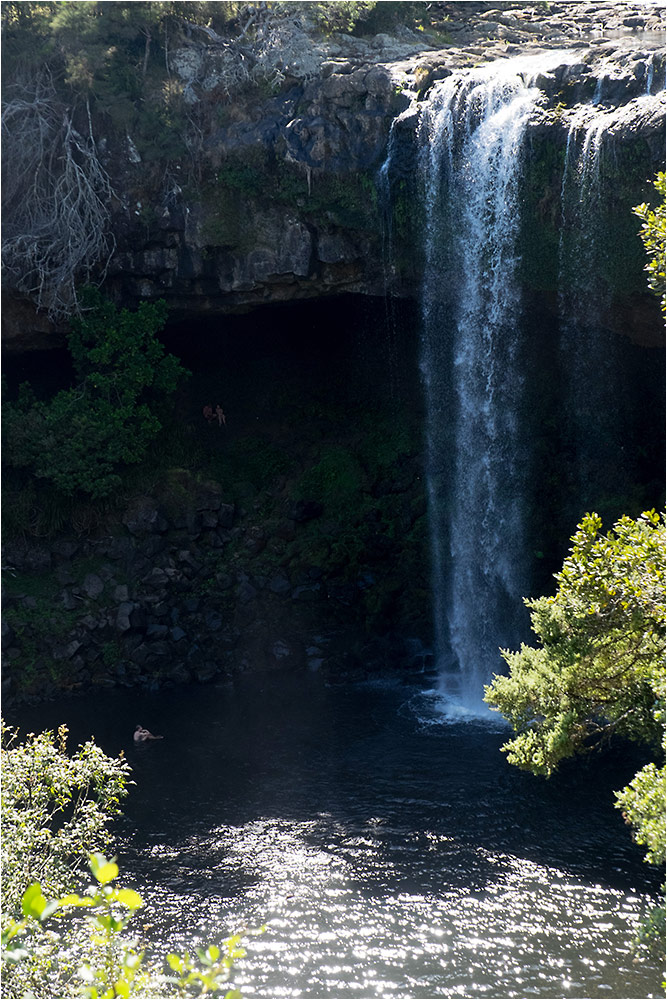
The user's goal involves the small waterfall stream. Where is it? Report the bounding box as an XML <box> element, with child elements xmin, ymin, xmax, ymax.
<box><xmin>558</xmin><ymin>88</ymin><xmax>665</xmax><ymax>512</ymax></box>
<box><xmin>417</xmin><ymin>56</ymin><xmax>559</xmax><ymax>714</ymax></box>
<box><xmin>558</xmin><ymin>105</ymin><xmax>618</xmax><ymax>504</ymax></box>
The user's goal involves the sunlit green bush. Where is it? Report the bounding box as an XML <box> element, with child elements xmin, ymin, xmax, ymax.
<box><xmin>1</xmin><ymin>724</ymin><xmax>257</xmax><ymax>997</ymax></box>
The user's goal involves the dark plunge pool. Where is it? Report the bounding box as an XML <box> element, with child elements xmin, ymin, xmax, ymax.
<box><xmin>9</xmin><ymin>672</ymin><xmax>664</xmax><ymax>999</ymax></box>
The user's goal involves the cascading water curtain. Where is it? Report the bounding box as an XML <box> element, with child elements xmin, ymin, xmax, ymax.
<box><xmin>558</xmin><ymin>83</ymin><xmax>665</xmax><ymax>522</ymax></box>
<box><xmin>558</xmin><ymin>106</ymin><xmax>619</xmax><ymax>515</ymax></box>
<box><xmin>417</xmin><ymin>57</ymin><xmax>551</xmax><ymax>715</ymax></box>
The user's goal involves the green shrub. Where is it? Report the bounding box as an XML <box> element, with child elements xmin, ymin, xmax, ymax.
<box><xmin>2</xmin><ymin>290</ymin><xmax>189</xmax><ymax>499</ymax></box>
<box><xmin>634</xmin><ymin>171</ymin><xmax>666</xmax><ymax>314</ymax></box>
<box><xmin>1</xmin><ymin>723</ymin><xmax>131</xmax><ymax>919</ymax></box>
<box><xmin>1</xmin><ymin>724</ymin><xmax>255</xmax><ymax>997</ymax></box>
<box><xmin>297</xmin><ymin>446</ymin><xmax>364</xmax><ymax>513</ymax></box>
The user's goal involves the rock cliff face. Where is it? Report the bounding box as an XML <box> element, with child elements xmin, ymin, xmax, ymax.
<box><xmin>2</xmin><ymin>4</ymin><xmax>664</xmax><ymax>704</ymax></box>
<box><xmin>3</xmin><ymin>2</ymin><xmax>665</xmax><ymax>347</ymax></box>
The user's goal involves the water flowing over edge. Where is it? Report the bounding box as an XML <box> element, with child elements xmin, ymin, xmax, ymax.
<box><xmin>378</xmin><ymin>52</ymin><xmax>663</xmax><ymax>720</ymax></box>
<box><xmin>418</xmin><ymin>54</ymin><xmax>569</xmax><ymax>718</ymax></box>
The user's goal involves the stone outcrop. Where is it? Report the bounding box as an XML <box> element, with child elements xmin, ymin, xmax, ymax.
<box><xmin>2</xmin><ymin>419</ymin><xmax>432</xmax><ymax>702</ymax></box>
<box><xmin>3</xmin><ymin>2</ymin><xmax>664</xmax><ymax>348</ymax></box>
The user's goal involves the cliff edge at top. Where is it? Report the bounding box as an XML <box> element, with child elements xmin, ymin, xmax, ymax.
<box><xmin>1</xmin><ymin>1</ymin><xmax>665</xmax><ymax>350</ymax></box>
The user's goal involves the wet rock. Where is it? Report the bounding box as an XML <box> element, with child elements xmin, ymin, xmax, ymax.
<box><xmin>292</xmin><ymin>584</ymin><xmax>321</xmax><ymax>602</ymax></box>
<box><xmin>132</xmin><ymin>644</ymin><xmax>150</xmax><ymax>666</ymax></box>
<box><xmin>148</xmin><ymin>640</ymin><xmax>171</xmax><ymax>658</ymax></box>
<box><xmin>195</xmin><ymin>482</ymin><xmax>223</xmax><ymax>510</ymax></box>
<box><xmin>52</xmin><ymin>539</ymin><xmax>79</xmax><ymax>560</ymax></box>
<box><xmin>205</xmin><ymin>611</ymin><xmax>223</xmax><ymax>631</ymax></box>
<box><xmin>91</xmin><ymin>674</ymin><xmax>116</xmax><ymax>688</ymax></box>
<box><xmin>61</xmin><ymin>589</ymin><xmax>79</xmax><ymax>611</ymax></box>
<box><xmin>186</xmin><ymin>510</ymin><xmax>203</xmax><ymax>536</ymax></box>
<box><xmin>52</xmin><ymin>639</ymin><xmax>82</xmax><ymax>661</ymax></box>
<box><xmin>116</xmin><ymin>603</ymin><xmax>147</xmax><ymax>633</ymax></box>
<box><xmin>195</xmin><ymin>661</ymin><xmax>219</xmax><ymax>683</ymax></box>
<box><xmin>146</xmin><ymin>623</ymin><xmax>169</xmax><ymax>639</ymax></box>
<box><xmin>245</xmin><ymin>527</ymin><xmax>266</xmax><ymax>555</ymax></box>
<box><xmin>143</xmin><ymin>567</ymin><xmax>170</xmax><ymax>589</ymax></box>
<box><xmin>1</xmin><ymin>620</ymin><xmax>16</xmax><ymax>647</ymax></box>
<box><xmin>122</xmin><ymin>499</ymin><xmax>169</xmax><ymax>536</ymax></box>
<box><xmin>177</xmin><ymin>550</ymin><xmax>203</xmax><ymax>574</ymax></box>
<box><xmin>269</xmin><ymin>574</ymin><xmax>291</xmax><ymax>595</ymax></box>
<box><xmin>3</xmin><ymin>540</ymin><xmax>51</xmax><ymax>572</ymax></box>
<box><xmin>83</xmin><ymin>574</ymin><xmax>105</xmax><ymax>600</ymax></box>
<box><xmin>103</xmin><ymin>536</ymin><xmax>136</xmax><ymax>562</ymax></box>
<box><xmin>218</xmin><ymin>503</ymin><xmax>235</xmax><ymax>528</ymax></box>
<box><xmin>238</xmin><ymin>578</ymin><xmax>258</xmax><ymax>603</ymax></box>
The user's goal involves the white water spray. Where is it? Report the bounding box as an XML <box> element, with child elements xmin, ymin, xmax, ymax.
<box><xmin>417</xmin><ymin>56</ymin><xmax>558</xmax><ymax>716</ymax></box>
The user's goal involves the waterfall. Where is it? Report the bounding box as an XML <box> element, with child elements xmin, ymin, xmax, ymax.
<box><xmin>416</xmin><ymin>56</ymin><xmax>555</xmax><ymax>716</ymax></box>
<box><xmin>377</xmin><ymin>109</ymin><xmax>414</xmax><ymax>398</ymax></box>
<box><xmin>378</xmin><ymin>51</ymin><xmax>661</xmax><ymax>716</ymax></box>
<box><xmin>558</xmin><ymin>106</ymin><xmax>618</xmax><ymax>510</ymax></box>
<box><xmin>558</xmin><ymin>87</ymin><xmax>665</xmax><ymax>516</ymax></box>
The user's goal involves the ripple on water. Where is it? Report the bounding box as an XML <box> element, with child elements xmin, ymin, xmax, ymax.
<box><xmin>124</xmin><ymin>817</ymin><xmax>661</xmax><ymax>999</ymax></box>
<box><xmin>10</xmin><ymin>675</ymin><xmax>662</xmax><ymax>998</ymax></box>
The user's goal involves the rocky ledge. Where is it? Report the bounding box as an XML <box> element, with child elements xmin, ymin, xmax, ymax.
<box><xmin>2</xmin><ymin>2</ymin><xmax>665</xmax><ymax>349</ymax></box>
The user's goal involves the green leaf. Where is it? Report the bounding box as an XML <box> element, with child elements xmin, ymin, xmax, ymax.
<box><xmin>59</xmin><ymin>893</ymin><xmax>93</xmax><ymax>908</ymax></box>
<box><xmin>22</xmin><ymin>883</ymin><xmax>47</xmax><ymax>920</ymax></box>
<box><xmin>113</xmin><ymin>888</ymin><xmax>143</xmax><ymax>910</ymax></box>
<box><xmin>90</xmin><ymin>853</ymin><xmax>118</xmax><ymax>885</ymax></box>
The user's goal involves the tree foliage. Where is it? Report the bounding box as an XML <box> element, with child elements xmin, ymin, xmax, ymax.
<box><xmin>484</xmin><ymin>511</ymin><xmax>665</xmax><ymax>872</ymax></box>
<box><xmin>1</xmin><ymin>726</ymin><xmax>255</xmax><ymax>998</ymax></box>
<box><xmin>633</xmin><ymin>171</ymin><xmax>666</xmax><ymax>315</ymax></box>
<box><xmin>3</xmin><ymin>853</ymin><xmax>251</xmax><ymax>998</ymax></box>
<box><xmin>2</xmin><ymin>291</ymin><xmax>188</xmax><ymax>499</ymax></box>
<box><xmin>1</xmin><ymin>722</ymin><xmax>131</xmax><ymax>921</ymax></box>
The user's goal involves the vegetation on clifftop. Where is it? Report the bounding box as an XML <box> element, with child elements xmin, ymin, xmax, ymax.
<box><xmin>0</xmin><ymin>1</ymin><xmax>437</xmax><ymax>318</ymax></box>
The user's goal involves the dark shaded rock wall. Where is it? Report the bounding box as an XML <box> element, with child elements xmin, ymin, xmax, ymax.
<box><xmin>2</xmin><ymin>3</ymin><xmax>665</xmax><ymax>347</ymax></box>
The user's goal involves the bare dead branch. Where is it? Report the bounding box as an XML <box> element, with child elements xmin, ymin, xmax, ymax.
<box><xmin>2</xmin><ymin>74</ymin><xmax>116</xmax><ymax>320</ymax></box>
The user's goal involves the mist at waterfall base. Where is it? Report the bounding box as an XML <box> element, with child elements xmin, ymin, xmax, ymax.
<box><xmin>395</xmin><ymin>52</ymin><xmax>666</xmax><ymax>718</ymax></box>
<box><xmin>10</xmin><ymin>674</ymin><xmax>664</xmax><ymax>999</ymax></box>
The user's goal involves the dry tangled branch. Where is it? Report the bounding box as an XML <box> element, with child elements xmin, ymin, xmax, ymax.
<box><xmin>1</xmin><ymin>74</ymin><xmax>116</xmax><ymax>321</ymax></box>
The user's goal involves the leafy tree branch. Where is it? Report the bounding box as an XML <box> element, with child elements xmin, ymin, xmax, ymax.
<box><xmin>2</xmin><ymin>290</ymin><xmax>189</xmax><ymax>499</ymax></box>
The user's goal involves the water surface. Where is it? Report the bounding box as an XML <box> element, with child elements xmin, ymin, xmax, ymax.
<box><xmin>10</xmin><ymin>673</ymin><xmax>663</xmax><ymax>999</ymax></box>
